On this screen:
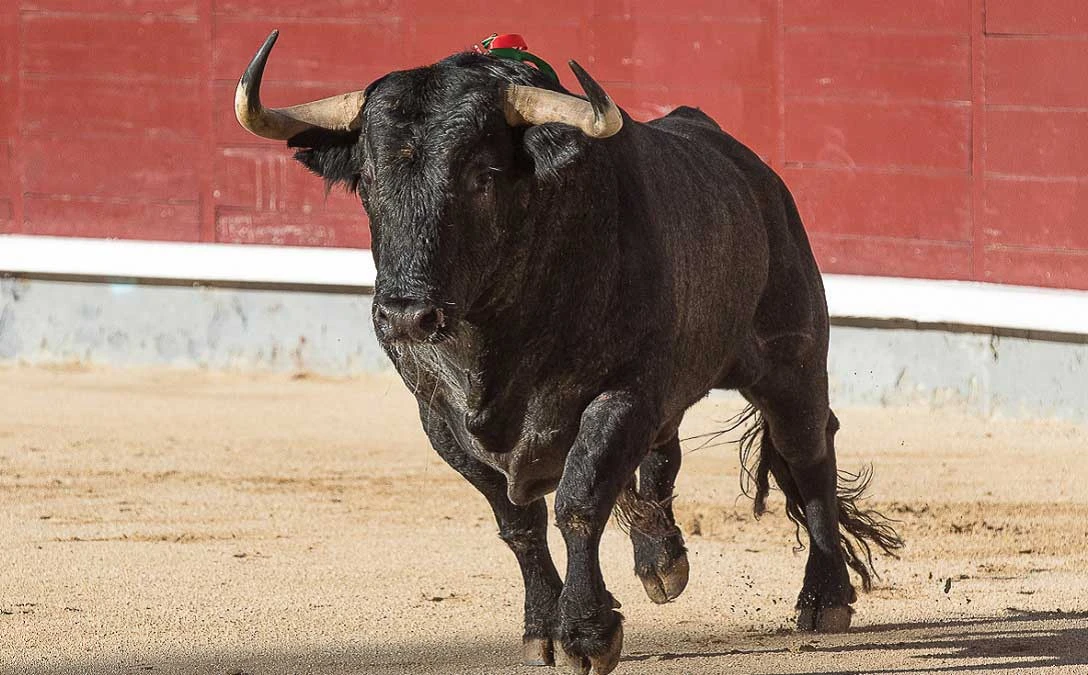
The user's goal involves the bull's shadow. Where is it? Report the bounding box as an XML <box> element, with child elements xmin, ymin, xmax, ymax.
<box><xmin>11</xmin><ymin>609</ymin><xmax>1086</xmax><ymax>675</ymax></box>
<box><xmin>747</xmin><ymin>609</ymin><xmax>1088</xmax><ymax>675</ymax></box>
<box><xmin>623</xmin><ymin>609</ymin><xmax>1088</xmax><ymax>675</ymax></box>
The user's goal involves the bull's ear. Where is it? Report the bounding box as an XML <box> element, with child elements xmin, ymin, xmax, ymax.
<box><xmin>521</xmin><ymin>124</ymin><xmax>589</xmax><ymax>180</ymax></box>
<box><xmin>290</xmin><ymin>128</ymin><xmax>361</xmax><ymax>193</ymax></box>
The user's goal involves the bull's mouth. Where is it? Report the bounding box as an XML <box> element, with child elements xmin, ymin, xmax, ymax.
<box><xmin>376</xmin><ymin>322</ymin><xmax>456</xmax><ymax>349</ymax></box>
<box><xmin>382</xmin><ymin>318</ymin><xmax>478</xmax><ymax>399</ymax></box>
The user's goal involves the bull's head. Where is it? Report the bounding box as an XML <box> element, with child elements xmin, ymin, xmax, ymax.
<box><xmin>236</xmin><ymin>31</ymin><xmax>621</xmax><ymax>345</ymax></box>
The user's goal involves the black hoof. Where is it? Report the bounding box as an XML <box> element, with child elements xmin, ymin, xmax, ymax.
<box><xmin>797</xmin><ymin>605</ymin><xmax>853</xmax><ymax>632</ymax></box>
<box><xmin>558</xmin><ymin>620</ymin><xmax>623</xmax><ymax>675</ymax></box>
<box><xmin>633</xmin><ymin>528</ymin><xmax>689</xmax><ymax>604</ymax></box>
<box><xmin>637</xmin><ymin>550</ymin><xmax>689</xmax><ymax>604</ymax></box>
<box><xmin>522</xmin><ymin>636</ymin><xmax>555</xmax><ymax>666</ymax></box>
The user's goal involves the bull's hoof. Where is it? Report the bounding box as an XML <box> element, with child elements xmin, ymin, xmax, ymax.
<box><xmin>522</xmin><ymin>637</ymin><xmax>555</xmax><ymax>666</ymax></box>
<box><xmin>638</xmin><ymin>551</ymin><xmax>689</xmax><ymax>604</ymax></box>
<box><xmin>797</xmin><ymin>605</ymin><xmax>853</xmax><ymax>633</ymax></box>
<box><xmin>558</xmin><ymin>621</ymin><xmax>624</xmax><ymax>675</ymax></box>
<box><xmin>555</xmin><ymin>642</ymin><xmax>585</xmax><ymax>674</ymax></box>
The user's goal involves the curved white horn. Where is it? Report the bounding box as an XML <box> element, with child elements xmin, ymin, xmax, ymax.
<box><xmin>235</xmin><ymin>30</ymin><xmax>366</xmax><ymax>141</ymax></box>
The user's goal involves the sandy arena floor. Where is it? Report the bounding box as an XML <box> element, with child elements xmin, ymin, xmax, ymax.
<box><xmin>1</xmin><ymin>366</ymin><xmax>1086</xmax><ymax>675</ymax></box>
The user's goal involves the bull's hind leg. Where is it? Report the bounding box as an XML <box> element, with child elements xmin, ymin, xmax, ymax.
<box><xmin>626</xmin><ymin>433</ymin><xmax>689</xmax><ymax>604</ymax></box>
<box><xmin>419</xmin><ymin>408</ymin><xmax>563</xmax><ymax>666</ymax></box>
<box><xmin>752</xmin><ymin>398</ymin><xmax>854</xmax><ymax>631</ymax></box>
<box><xmin>743</xmin><ymin>368</ymin><xmax>902</xmax><ymax>632</ymax></box>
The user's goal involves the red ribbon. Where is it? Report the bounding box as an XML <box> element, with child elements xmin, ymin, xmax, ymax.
<box><xmin>472</xmin><ymin>33</ymin><xmax>529</xmax><ymax>54</ymax></box>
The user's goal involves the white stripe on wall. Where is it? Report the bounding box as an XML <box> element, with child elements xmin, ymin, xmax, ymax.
<box><xmin>0</xmin><ymin>234</ymin><xmax>375</xmax><ymax>288</ymax></box>
<box><xmin>822</xmin><ymin>274</ymin><xmax>1088</xmax><ymax>336</ymax></box>
<box><xmin>2</xmin><ymin>234</ymin><xmax>1086</xmax><ymax>335</ymax></box>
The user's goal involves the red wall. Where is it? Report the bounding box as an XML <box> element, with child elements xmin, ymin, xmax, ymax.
<box><xmin>1</xmin><ymin>1</ymin><xmax>1086</xmax><ymax>289</ymax></box>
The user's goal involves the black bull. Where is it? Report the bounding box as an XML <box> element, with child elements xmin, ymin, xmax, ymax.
<box><xmin>235</xmin><ymin>32</ymin><xmax>902</xmax><ymax>674</ymax></box>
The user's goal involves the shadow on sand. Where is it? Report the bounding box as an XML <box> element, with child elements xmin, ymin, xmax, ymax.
<box><xmin>750</xmin><ymin>609</ymin><xmax>1088</xmax><ymax>675</ymax></box>
<box><xmin>12</xmin><ymin>609</ymin><xmax>1087</xmax><ymax>675</ymax></box>
<box><xmin>623</xmin><ymin>609</ymin><xmax>1087</xmax><ymax>675</ymax></box>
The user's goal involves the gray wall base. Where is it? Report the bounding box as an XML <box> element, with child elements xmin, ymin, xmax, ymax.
<box><xmin>2</xmin><ymin>278</ymin><xmax>1085</xmax><ymax>422</ymax></box>
<box><xmin>828</xmin><ymin>326</ymin><xmax>1087</xmax><ymax>421</ymax></box>
<box><xmin>0</xmin><ymin>278</ymin><xmax>386</xmax><ymax>375</ymax></box>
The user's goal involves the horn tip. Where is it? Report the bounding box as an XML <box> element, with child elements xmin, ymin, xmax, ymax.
<box><xmin>262</xmin><ymin>29</ymin><xmax>280</xmax><ymax>53</ymax></box>
<box><xmin>567</xmin><ymin>60</ymin><xmax>586</xmax><ymax>79</ymax></box>
<box><xmin>567</xmin><ymin>60</ymin><xmax>608</xmax><ymax>100</ymax></box>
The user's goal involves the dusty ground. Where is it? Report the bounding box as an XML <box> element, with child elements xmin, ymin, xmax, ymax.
<box><xmin>0</xmin><ymin>366</ymin><xmax>1085</xmax><ymax>675</ymax></box>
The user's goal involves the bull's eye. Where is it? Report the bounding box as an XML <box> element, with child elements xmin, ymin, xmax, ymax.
<box><xmin>469</xmin><ymin>168</ymin><xmax>496</xmax><ymax>194</ymax></box>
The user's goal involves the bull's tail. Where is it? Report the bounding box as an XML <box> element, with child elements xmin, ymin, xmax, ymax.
<box><xmin>738</xmin><ymin>406</ymin><xmax>904</xmax><ymax>591</ymax></box>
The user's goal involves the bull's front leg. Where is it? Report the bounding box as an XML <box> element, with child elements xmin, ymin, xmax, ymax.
<box><xmin>630</xmin><ymin>433</ymin><xmax>689</xmax><ymax>604</ymax></box>
<box><xmin>555</xmin><ymin>391</ymin><xmax>655</xmax><ymax>675</ymax></box>
<box><xmin>418</xmin><ymin>406</ymin><xmax>564</xmax><ymax>666</ymax></box>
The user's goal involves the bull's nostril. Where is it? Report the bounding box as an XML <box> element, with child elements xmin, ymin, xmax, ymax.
<box><xmin>372</xmin><ymin>303</ymin><xmax>393</xmax><ymax>334</ymax></box>
<box><xmin>375</xmin><ymin>299</ymin><xmax>446</xmax><ymax>342</ymax></box>
<box><xmin>417</xmin><ymin>310</ymin><xmax>437</xmax><ymax>334</ymax></box>
<box><xmin>416</xmin><ymin>307</ymin><xmax>445</xmax><ymax>336</ymax></box>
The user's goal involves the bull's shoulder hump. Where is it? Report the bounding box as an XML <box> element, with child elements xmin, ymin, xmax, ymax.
<box><xmin>643</xmin><ymin>106</ymin><xmax>753</xmax><ymax>154</ymax></box>
<box><xmin>646</xmin><ymin>106</ymin><xmax>720</xmax><ymax>131</ymax></box>
<box><xmin>643</xmin><ymin>106</ymin><xmax>771</xmax><ymax>176</ymax></box>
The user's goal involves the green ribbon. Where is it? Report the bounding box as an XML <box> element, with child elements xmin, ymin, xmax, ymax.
<box><xmin>481</xmin><ymin>36</ymin><xmax>560</xmax><ymax>85</ymax></box>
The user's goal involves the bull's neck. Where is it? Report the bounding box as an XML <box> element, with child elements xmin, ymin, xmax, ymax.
<box><xmin>482</xmin><ymin>164</ymin><xmax>625</xmax><ymax>353</ymax></box>
<box><xmin>443</xmin><ymin>157</ymin><xmax>632</xmax><ymax>450</ymax></box>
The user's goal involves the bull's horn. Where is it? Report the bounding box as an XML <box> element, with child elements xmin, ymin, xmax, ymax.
<box><xmin>235</xmin><ymin>30</ymin><xmax>366</xmax><ymax>141</ymax></box>
<box><xmin>503</xmin><ymin>61</ymin><xmax>623</xmax><ymax>138</ymax></box>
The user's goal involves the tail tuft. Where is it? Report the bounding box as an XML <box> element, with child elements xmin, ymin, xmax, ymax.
<box><xmin>735</xmin><ymin>404</ymin><xmax>769</xmax><ymax>516</ymax></box>
<box><xmin>835</xmin><ymin>466</ymin><xmax>905</xmax><ymax>590</ymax></box>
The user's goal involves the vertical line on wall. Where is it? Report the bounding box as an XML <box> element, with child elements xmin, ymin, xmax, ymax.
<box><xmin>970</xmin><ymin>0</ymin><xmax>987</xmax><ymax>281</ymax></box>
<box><xmin>198</xmin><ymin>0</ymin><xmax>217</xmax><ymax>243</ymax></box>
<box><xmin>11</xmin><ymin>4</ymin><xmax>25</xmax><ymax>230</ymax></box>
<box><xmin>774</xmin><ymin>0</ymin><xmax>786</xmax><ymax>170</ymax></box>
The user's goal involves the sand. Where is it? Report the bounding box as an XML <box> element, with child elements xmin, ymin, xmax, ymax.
<box><xmin>1</xmin><ymin>365</ymin><xmax>1085</xmax><ymax>675</ymax></box>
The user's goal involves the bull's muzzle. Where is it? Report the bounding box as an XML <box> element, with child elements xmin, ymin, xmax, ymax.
<box><xmin>373</xmin><ymin>299</ymin><xmax>446</xmax><ymax>343</ymax></box>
